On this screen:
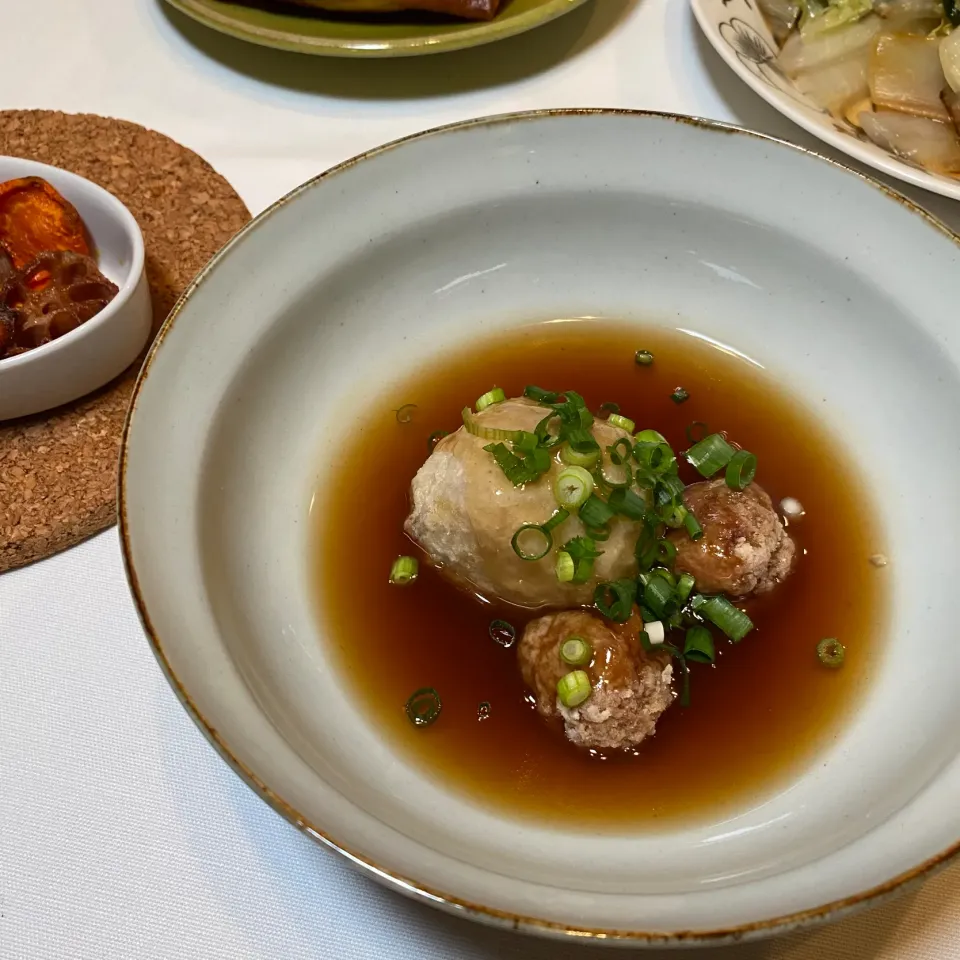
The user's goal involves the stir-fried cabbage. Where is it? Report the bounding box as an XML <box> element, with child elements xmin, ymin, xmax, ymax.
<box><xmin>765</xmin><ymin>0</ymin><xmax>960</xmax><ymax>178</ymax></box>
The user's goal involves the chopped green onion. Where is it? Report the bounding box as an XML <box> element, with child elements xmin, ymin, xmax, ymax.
<box><xmin>686</xmin><ymin>421</ymin><xmax>709</xmax><ymax>444</ymax></box>
<box><xmin>607</xmin><ymin>487</ymin><xmax>649</xmax><ymax>521</ymax></box>
<box><xmin>676</xmin><ymin>573</ymin><xmax>696</xmax><ymax>604</ymax></box>
<box><xmin>635</xmin><ymin>429</ymin><xmax>667</xmax><ymax>444</ymax></box>
<box><xmin>561</xmin><ymin>536</ymin><xmax>603</xmax><ymax>583</ymax></box>
<box><xmin>564</xmin><ymin>426</ymin><xmax>600</xmax><ymax>457</ymax></box>
<box><xmin>683</xmin><ymin>510</ymin><xmax>704</xmax><ymax>541</ymax></box>
<box><xmin>671</xmin><ymin>387</ymin><xmax>690</xmax><ymax>404</ymax></box>
<box><xmin>643</xmin><ymin>575</ymin><xmax>677</xmax><ymax>619</ymax></box>
<box><xmin>489</xmin><ymin>619</ymin><xmax>517</xmax><ymax>648</ymax></box>
<box><xmin>652</xmin><ymin>566</ymin><xmax>677</xmax><ymax>588</ymax></box>
<box><xmin>427</xmin><ymin>430</ymin><xmax>448</xmax><ymax>452</ymax></box>
<box><xmin>634</xmin><ymin>520</ymin><xmax>660</xmax><ymax>572</ymax></box>
<box><xmin>686</xmin><ymin>433</ymin><xmax>736</xmax><ymax>478</ymax></box>
<box><xmin>475</xmin><ymin>387</ymin><xmax>506</xmax><ymax>411</ymax></box>
<box><xmin>389</xmin><ymin>556</ymin><xmax>419</xmax><ymax>585</ymax></box>
<box><xmin>595</xmin><ymin>461</ymin><xmax>633</xmax><ymax>491</ymax></box>
<box><xmin>557</xmin><ymin>670</ymin><xmax>592</xmax><ymax>708</ymax></box>
<box><xmin>661</xmin><ymin>504</ymin><xmax>688</xmax><ymax>529</ymax></box>
<box><xmin>644</xmin><ymin>619</ymin><xmax>665</xmax><ymax>645</ymax></box>
<box><xmin>585</xmin><ymin>524</ymin><xmax>611</xmax><ymax>542</ymax></box>
<box><xmin>560</xmin><ymin>441</ymin><xmax>599</xmax><ymax>468</ymax></box>
<box><xmin>692</xmin><ymin>595</ymin><xmax>754</xmax><ymax>642</ymax></box>
<box><xmin>607</xmin><ymin>413</ymin><xmax>636</xmax><ymax>433</ymax></box>
<box><xmin>580</xmin><ymin>494</ymin><xmax>615</xmax><ymax>529</ymax></box>
<box><xmin>684</xmin><ymin>626</ymin><xmax>715</xmax><ymax>664</ymax></box>
<box><xmin>478</xmin><ymin>701</ymin><xmax>492</xmax><ymax>720</ymax></box>
<box><xmin>484</xmin><ymin>440</ymin><xmax>551</xmax><ymax>487</ymax></box>
<box><xmin>726</xmin><ymin>450</ymin><xmax>758</xmax><ymax>490</ymax></box>
<box><xmin>594</xmin><ymin>579</ymin><xmax>636</xmax><ymax>622</ymax></box>
<box><xmin>599</xmin><ymin>401</ymin><xmax>620</xmax><ymax>416</ymax></box>
<box><xmin>817</xmin><ymin>638</ymin><xmax>845</xmax><ymax>668</ymax></box>
<box><xmin>608</xmin><ymin>437</ymin><xmax>634</xmax><ymax>466</ymax></box>
<box><xmin>395</xmin><ymin>403</ymin><xmax>417</xmax><ymax>424</ymax></box>
<box><xmin>656</xmin><ymin>539</ymin><xmax>678</xmax><ymax>568</ymax></box>
<box><xmin>524</xmin><ymin>385</ymin><xmax>560</xmax><ymax>403</ymax></box>
<box><xmin>542</xmin><ymin>508</ymin><xmax>570</xmax><ymax>533</ymax></box>
<box><xmin>560</xmin><ymin>636</ymin><xmax>593</xmax><ymax>666</ymax></box>
<box><xmin>635</xmin><ymin>349</ymin><xmax>654</xmax><ymax>366</ymax></box>
<box><xmin>634</xmin><ymin>440</ymin><xmax>676</xmax><ymax>476</ymax></box>
<box><xmin>511</xmin><ymin>524</ymin><xmax>553</xmax><ymax>561</ymax></box>
<box><xmin>554</xmin><ymin>466</ymin><xmax>594</xmax><ymax>511</ymax></box>
<box><xmin>462</xmin><ymin>407</ymin><xmax>522</xmax><ymax>443</ymax></box>
<box><xmin>406</xmin><ymin>688</ymin><xmax>441</xmax><ymax>726</ymax></box>
<box><xmin>555</xmin><ymin>551</ymin><xmax>574</xmax><ymax>583</ymax></box>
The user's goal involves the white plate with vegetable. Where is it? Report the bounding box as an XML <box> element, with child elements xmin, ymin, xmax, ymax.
<box><xmin>122</xmin><ymin>111</ymin><xmax>960</xmax><ymax>945</ymax></box>
<box><xmin>692</xmin><ymin>0</ymin><xmax>960</xmax><ymax>200</ymax></box>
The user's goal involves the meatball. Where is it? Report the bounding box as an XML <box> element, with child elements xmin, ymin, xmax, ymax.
<box><xmin>518</xmin><ymin>609</ymin><xmax>675</xmax><ymax>750</ymax></box>
<box><xmin>669</xmin><ymin>479</ymin><xmax>795</xmax><ymax>597</ymax></box>
<box><xmin>405</xmin><ymin>397</ymin><xmax>643</xmax><ymax>609</ymax></box>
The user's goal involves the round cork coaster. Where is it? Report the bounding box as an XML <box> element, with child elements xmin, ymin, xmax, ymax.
<box><xmin>0</xmin><ymin>111</ymin><xmax>250</xmax><ymax>573</ymax></box>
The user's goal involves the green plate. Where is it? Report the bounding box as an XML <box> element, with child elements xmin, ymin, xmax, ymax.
<box><xmin>162</xmin><ymin>0</ymin><xmax>591</xmax><ymax>57</ymax></box>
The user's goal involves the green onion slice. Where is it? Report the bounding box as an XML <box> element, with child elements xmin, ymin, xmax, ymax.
<box><xmin>389</xmin><ymin>556</ymin><xmax>419</xmax><ymax>585</ymax></box>
<box><xmin>608</xmin><ymin>437</ymin><xmax>634</xmax><ymax>466</ymax></box>
<box><xmin>684</xmin><ymin>625</ymin><xmax>715</xmax><ymax>664</ymax></box>
<box><xmin>599</xmin><ymin>401</ymin><xmax>620</xmax><ymax>416</ymax></box>
<box><xmin>607</xmin><ymin>487</ymin><xmax>648</xmax><ymax>521</ymax></box>
<box><xmin>676</xmin><ymin>572</ymin><xmax>696</xmax><ymax>604</ymax></box>
<box><xmin>555</xmin><ymin>551</ymin><xmax>575</xmax><ymax>583</ymax></box>
<box><xmin>656</xmin><ymin>539</ymin><xmax>678</xmax><ymax>567</ymax></box>
<box><xmin>594</xmin><ymin>579</ymin><xmax>636</xmax><ymax>622</ymax></box>
<box><xmin>560</xmin><ymin>442</ymin><xmax>599</xmax><ymax>468</ymax></box>
<box><xmin>683</xmin><ymin>510</ymin><xmax>704</xmax><ymax>541</ymax></box>
<box><xmin>634</xmin><ymin>429</ymin><xmax>667</xmax><ymax>444</ymax></box>
<box><xmin>726</xmin><ymin>450</ymin><xmax>758</xmax><ymax>490</ymax></box>
<box><xmin>580</xmin><ymin>494</ymin><xmax>616</xmax><ymax>529</ymax></box>
<box><xmin>607</xmin><ymin>413</ymin><xmax>636</xmax><ymax>433</ymax></box>
<box><xmin>395</xmin><ymin>403</ymin><xmax>418</xmax><ymax>424</ymax></box>
<box><xmin>427</xmin><ymin>430</ymin><xmax>448</xmax><ymax>452</ymax></box>
<box><xmin>484</xmin><ymin>441</ymin><xmax>551</xmax><ymax>487</ymax></box>
<box><xmin>406</xmin><ymin>687</ymin><xmax>441</xmax><ymax>726</ymax></box>
<box><xmin>595</xmin><ymin>460</ymin><xmax>633</xmax><ymax>491</ymax></box>
<box><xmin>585</xmin><ymin>524</ymin><xmax>611</xmax><ymax>542</ymax></box>
<box><xmin>476</xmin><ymin>387</ymin><xmax>506</xmax><ymax>412</ymax></box>
<box><xmin>686</xmin><ymin>433</ymin><xmax>736</xmax><ymax>478</ymax></box>
<box><xmin>560</xmin><ymin>636</ymin><xmax>593</xmax><ymax>666</ymax></box>
<box><xmin>554</xmin><ymin>466</ymin><xmax>594</xmax><ymax>511</ymax></box>
<box><xmin>692</xmin><ymin>595</ymin><xmax>754</xmax><ymax>642</ymax></box>
<box><xmin>635</xmin><ymin>349</ymin><xmax>654</xmax><ymax>366</ymax></box>
<box><xmin>489</xmin><ymin>619</ymin><xmax>517</xmax><ymax>648</ymax></box>
<box><xmin>511</xmin><ymin>524</ymin><xmax>553</xmax><ymax>561</ymax></box>
<box><xmin>478</xmin><ymin>701</ymin><xmax>492</xmax><ymax>720</ymax></box>
<box><xmin>643</xmin><ymin>575</ymin><xmax>677</xmax><ymax>619</ymax></box>
<box><xmin>686</xmin><ymin>421</ymin><xmax>709</xmax><ymax>444</ymax></box>
<box><xmin>542</xmin><ymin>508</ymin><xmax>571</xmax><ymax>532</ymax></box>
<box><xmin>462</xmin><ymin>407</ymin><xmax>522</xmax><ymax>443</ymax></box>
<box><xmin>561</xmin><ymin>535</ymin><xmax>603</xmax><ymax>583</ymax></box>
<box><xmin>817</xmin><ymin>638</ymin><xmax>845</xmax><ymax>668</ymax></box>
<box><xmin>557</xmin><ymin>670</ymin><xmax>593</xmax><ymax>708</ymax></box>
<box><xmin>671</xmin><ymin>387</ymin><xmax>690</xmax><ymax>404</ymax></box>
<box><xmin>523</xmin><ymin>385</ymin><xmax>560</xmax><ymax>404</ymax></box>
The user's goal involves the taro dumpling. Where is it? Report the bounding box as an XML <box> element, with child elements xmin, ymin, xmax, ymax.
<box><xmin>404</xmin><ymin>397</ymin><xmax>645</xmax><ymax>609</ymax></box>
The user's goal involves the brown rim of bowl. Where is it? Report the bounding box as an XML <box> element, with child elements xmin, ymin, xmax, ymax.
<box><xmin>118</xmin><ymin>108</ymin><xmax>960</xmax><ymax>945</ymax></box>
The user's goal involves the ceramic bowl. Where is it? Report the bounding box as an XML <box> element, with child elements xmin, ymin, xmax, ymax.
<box><xmin>163</xmin><ymin>0</ymin><xmax>590</xmax><ymax>57</ymax></box>
<box><xmin>120</xmin><ymin>110</ymin><xmax>960</xmax><ymax>945</ymax></box>
<box><xmin>0</xmin><ymin>158</ymin><xmax>150</xmax><ymax>422</ymax></box>
<box><xmin>692</xmin><ymin>0</ymin><xmax>960</xmax><ymax>202</ymax></box>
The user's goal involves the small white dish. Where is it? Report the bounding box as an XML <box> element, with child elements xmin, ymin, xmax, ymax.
<box><xmin>121</xmin><ymin>111</ymin><xmax>960</xmax><ymax>945</ymax></box>
<box><xmin>691</xmin><ymin>0</ymin><xmax>960</xmax><ymax>202</ymax></box>
<box><xmin>0</xmin><ymin>157</ymin><xmax>151</xmax><ymax>421</ymax></box>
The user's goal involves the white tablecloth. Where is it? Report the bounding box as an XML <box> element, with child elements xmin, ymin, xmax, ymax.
<box><xmin>4</xmin><ymin>2</ymin><xmax>960</xmax><ymax>958</ymax></box>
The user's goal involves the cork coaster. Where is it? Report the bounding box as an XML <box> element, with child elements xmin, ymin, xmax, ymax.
<box><xmin>0</xmin><ymin>111</ymin><xmax>250</xmax><ymax>573</ymax></box>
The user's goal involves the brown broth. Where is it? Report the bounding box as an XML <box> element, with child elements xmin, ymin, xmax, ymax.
<box><xmin>312</xmin><ymin>321</ymin><xmax>884</xmax><ymax>829</ymax></box>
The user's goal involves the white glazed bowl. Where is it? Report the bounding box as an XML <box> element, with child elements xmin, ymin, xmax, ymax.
<box><xmin>0</xmin><ymin>157</ymin><xmax>151</xmax><ymax>421</ymax></box>
<box><xmin>121</xmin><ymin>111</ymin><xmax>960</xmax><ymax>946</ymax></box>
<box><xmin>691</xmin><ymin>0</ymin><xmax>960</xmax><ymax>202</ymax></box>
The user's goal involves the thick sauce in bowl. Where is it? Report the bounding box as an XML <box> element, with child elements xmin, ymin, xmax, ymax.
<box><xmin>312</xmin><ymin>320</ymin><xmax>885</xmax><ymax>829</ymax></box>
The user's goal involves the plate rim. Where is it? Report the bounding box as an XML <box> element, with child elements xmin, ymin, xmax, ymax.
<box><xmin>689</xmin><ymin>0</ymin><xmax>960</xmax><ymax>202</ymax></box>
<box><xmin>162</xmin><ymin>0</ymin><xmax>591</xmax><ymax>57</ymax></box>
<box><xmin>119</xmin><ymin>108</ymin><xmax>960</xmax><ymax>945</ymax></box>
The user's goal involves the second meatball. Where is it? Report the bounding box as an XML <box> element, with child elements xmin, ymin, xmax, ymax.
<box><xmin>669</xmin><ymin>479</ymin><xmax>795</xmax><ymax>598</ymax></box>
